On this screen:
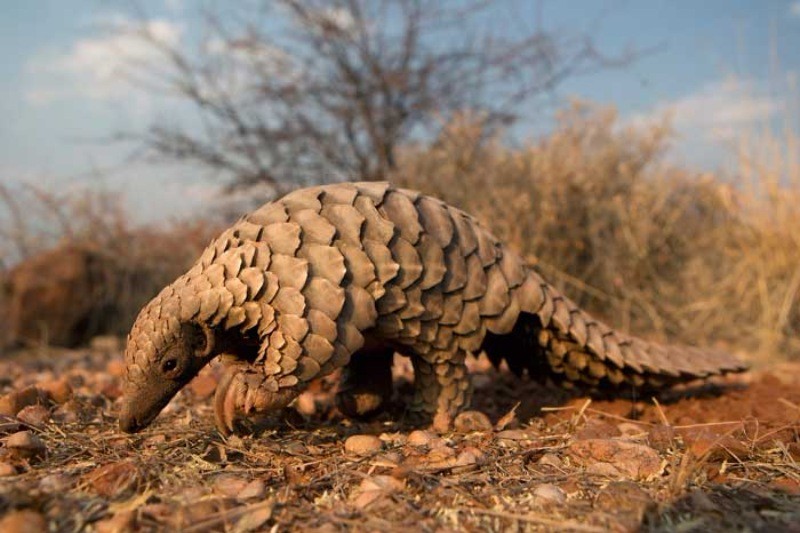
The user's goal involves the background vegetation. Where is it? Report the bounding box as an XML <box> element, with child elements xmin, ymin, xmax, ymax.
<box><xmin>0</xmin><ymin>0</ymin><xmax>798</xmax><ymax>359</ymax></box>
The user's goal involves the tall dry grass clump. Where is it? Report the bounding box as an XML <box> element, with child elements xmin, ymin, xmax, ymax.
<box><xmin>394</xmin><ymin>102</ymin><xmax>800</xmax><ymax>363</ymax></box>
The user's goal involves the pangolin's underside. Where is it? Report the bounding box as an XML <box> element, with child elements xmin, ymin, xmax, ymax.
<box><xmin>120</xmin><ymin>182</ymin><xmax>746</xmax><ymax>434</ymax></box>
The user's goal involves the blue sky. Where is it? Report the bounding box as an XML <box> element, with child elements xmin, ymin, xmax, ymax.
<box><xmin>1</xmin><ymin>0</ymin><xmax>799</xmax><ymax>223</ymax></box>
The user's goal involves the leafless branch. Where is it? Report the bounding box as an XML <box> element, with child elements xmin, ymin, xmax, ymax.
<box><xmin>117</xmin><ymin>0</ymin><xmax>637</xmax><ymax>191</ymax></box>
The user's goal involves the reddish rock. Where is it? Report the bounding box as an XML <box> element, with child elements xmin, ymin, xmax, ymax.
<box><xmin>0</xmin><ymin>387</ymin><xmax>47</xmax><ymax>417</ymax></box>
<box><xmin>344</xmin><ymin>435</ymin><xmax>382</xmax><ymax>456</ymax></box>
<box><xmin>455</xmin><ymin>446</ymin><xmax>485</xmax><ymax>467</ymax></box>
<box><xmin>85</xmin><ymin>461</ymin><xmax>143</xmax><ymax>498</ymax></box>
<box><xmin>453</xmin><ymin>410</ymin><xmax>493</xmax><ymax>433</ymax></box>
<box><xmin>568</xmin><ymin>439</ymin><xmax>662</xmax><ymax>480</ymax></box>
<box><xmin>351</xmin><ymin>475</ymin><xmax>405</xmax><ymax>509</ymax></box>
<box><xmin>407</xmin><ymin>430</ymin><xmax>437</xmax><ymax>447</ymax></box>
<box><xmin>238</xmin><ymin>479</ymin><xmax>267</xmax><ymax>500</ymax></box>
<box><xmin>235</xmin><ymin>501</ymin><xmax>274</xmax><ymax>531</ymax></box>
<box><xmin>39</xmin><ymin>473</ymin><xmax>72</xmax><ymax>492</ymax></box>
<box><xmin>495</xmin><ymin>429</ymin><xmax>532</xmax><ymax>443</ymax></box>
<box><xmin>532</xmin><ymin>483</ymin><xmax>566</xmax><ymax>504</ymax></box>
<box><xmin>39</xmin><ymin>378</ymin><xmax>73</xmax><ymax>404</ymax></box>
<box><xmin>213</xmin><ymin>474</ymin><xmax>250</xmax><ymax>497</ymax></box>
<box><xmin>16</xmin><ymin>405</ymin><xmax>50</xmax><ymax>428</ymax></box>
<box><xmin>6</xmin><ymin>431</ymin><xmax>46</xmax><ymax>461</ymax></box>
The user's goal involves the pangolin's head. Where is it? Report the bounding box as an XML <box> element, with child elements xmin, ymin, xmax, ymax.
<box><xmin>119</xmin><ymin>288</ymin><xmax>217</xmax><ymax>433</ymax></box>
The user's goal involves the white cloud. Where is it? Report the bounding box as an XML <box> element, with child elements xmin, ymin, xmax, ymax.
<box><xmin>629</xmin><ymin>77</ymin><xmax>781</xmax><ymax>143</ymax></box>
<box><xmin>627</xmin><ymin>77</ymin><xmax>785</xmax><ymax>169</ymax></box>
<box><xmin>791</xmin><ymin>1</ymin><xmax>800</xmax><ymax>17</ymax></box>
<box><xmin>25</xmin><ymin>17</ymin><xmax>182</xmax><ymax>104</ymax></box>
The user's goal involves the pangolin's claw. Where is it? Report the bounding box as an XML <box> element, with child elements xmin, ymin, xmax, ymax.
<box><xmin>225</xmin><ymin>376</ymin><xmax>243</xmax><ymax>433</ymax></box>
<box><xmin>243</xmin><ymin>373</ymin><xmax>264</xmax><ymax>414</ymax></box>
<box><xmin>213</xmin><ymin>364</ymin><xmax>302</xmax><ymax>435</ymax></box>
<box><xmin>215</xmin><ymin>366</ymin><xmax>243</xmax><ymax>436</ymax></box>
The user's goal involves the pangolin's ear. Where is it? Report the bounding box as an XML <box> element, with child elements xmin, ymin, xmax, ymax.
<box><xmin>181</xmin><ymin>322</ymin><xmax>215</xmax><ymax>358</ymax></box>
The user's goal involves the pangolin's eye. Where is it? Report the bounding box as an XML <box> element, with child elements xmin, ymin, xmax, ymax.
<box><xmin>162</xmin><ymin>358</ymin><xmax>178</xmax><ymax>373</ymax></box>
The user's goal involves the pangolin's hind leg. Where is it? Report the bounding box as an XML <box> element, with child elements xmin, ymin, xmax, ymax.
<box><xmin>335</xmin><ymin>346</ymin><xmax>394</xmax><ymax>419</ymax></box>
<box><xmin>409</xmin><ymin>352</ymin><xmax>472</xmax><ymax>433</ymax></box>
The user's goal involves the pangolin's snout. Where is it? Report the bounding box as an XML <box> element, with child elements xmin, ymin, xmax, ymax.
<box><xmin>119</xmin><ymin>406</ymin><xmax>143</xmax><ymax>433</ymax></box>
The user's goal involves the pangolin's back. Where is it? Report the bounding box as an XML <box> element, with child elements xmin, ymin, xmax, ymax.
<box><xmin>199</xmin><ymin>181</ymin><xmax>746</xmax><ymax>389</ymax></box>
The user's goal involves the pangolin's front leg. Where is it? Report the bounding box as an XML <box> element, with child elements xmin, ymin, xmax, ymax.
<box><xmin>214</xmin><ymin>363</ymin><xmax>301</xmax><ymax>434</ymax></box>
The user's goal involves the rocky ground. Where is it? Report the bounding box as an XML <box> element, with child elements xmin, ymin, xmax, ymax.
<box><xmin>0</xmin><ymin>340</ymin><xmax>798</xmax><ymax>532</ymax></box>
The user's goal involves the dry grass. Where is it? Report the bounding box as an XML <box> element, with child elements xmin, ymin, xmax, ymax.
<box><xmin>395</xmin><ymin>102</ymin><xmax>800</xmax><ymax>364</ymax></box>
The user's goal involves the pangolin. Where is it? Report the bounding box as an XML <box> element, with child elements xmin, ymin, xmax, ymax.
<box><xmin>119</xmin><ymin>181</ymin><xmax>746</xmax><ymax>435</ymax></box>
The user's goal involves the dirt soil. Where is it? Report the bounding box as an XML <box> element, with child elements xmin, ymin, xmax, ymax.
<box><xmin>0</xmin><ymin>342</ymin><xmax>798</xmax><ymax>532</ymax></box>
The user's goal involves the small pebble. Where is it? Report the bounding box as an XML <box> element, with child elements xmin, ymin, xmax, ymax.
<box><xmin>282</xmin><ymin>441</ymin><xmax>307</xmax><ymax>455</ymax></box>
<box><xmin>495</xmin><ymin>429</ymin><xmax>529</xmax><ymax>442</ymax></box>
<box><xmin>455</xmin><ymin>446</ymin><xmax>485</xmax><ymax>466</ymax></box>
<box><xmin>238</xmin><ymin>479</ymin><xmax>266</xmax><ymax>500</ymax></box>
<box><xmin>344</xmin><ymin>434</ymin><xmax>382</xmax><ymax>456</ymax></box>
<box><xmin>406</xmin><ymin>430</ymin><xmax>436</xmax><ymax>447</ymax></box>
<box><xmin>0</xmin><ymin>387</ymin><xmax>46</xmax><ymax>417</ymax></box>
<box><xmin>86</xmin><ymin>462</ymin><xmax>142</xmax><ymax>498</ymax></box>
<box><xmin>213</xmin><ymin>474</ymin><xmax>250</xmax><ymax>497</ymax></box>
<box><xmin>453</xmin><ymin>410</ymin><xmax>493</xmax><ymax>433</ymax></box>
<box><xmin>352</xmin><ymin>475</ymin><xmax>404</xmax><ymax>509</ymax></box>
<box><xmin>532</xmin><ymin>483</ymin><xmax>567</xmax><ymax>504</ymax></box>
<box><xmin>16</xmin><ymin>405</ymin><xmax>50</xmax><ymax>428</ymax></box>
<box><xmin>39</xmin><ymin>473</ymin><xmax>72</xmax><ymax>492</ymax></box>
<box><xmin>51</xmin><ymin>400</ymin><xmax>83</xmax><ymax>424</ymax></box>
<box><xmin>375</xmin><ymin>451</ymin><xmax>403</xmax><ymax>466</ymax></box>
<box><xmin>144</xmin><ymin>434</ymin><xmax>167</xmax><ymax>446</ymax></box>
<box><xmin>39</xmin><ymin>378</ymin><xmax>72</xmax><ymax>404</ymax></box>
<box><xmin>6</xmin><ymin>431</ymin><xmax>46</xmax><ymax>460</ymax></box>
<box><xmin>537</xmin><ymin>453</ymin><xmax>563</xmax><ymax>468</ymax></box>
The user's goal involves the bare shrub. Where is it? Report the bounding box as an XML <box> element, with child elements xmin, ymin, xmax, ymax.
<box><xmin>0</xmin><ymin>185</ymin><xmax>218</xmax><ymax>348</ymax></box>
<box><xmin>112</xmin><ymin>0</ymin><xmax>634</xmax><ymax>192</ymax></box>
<box><xmin>395</xmin><ymin>102</ymin><xmax>800</xmax><ymax>361</ymax></box>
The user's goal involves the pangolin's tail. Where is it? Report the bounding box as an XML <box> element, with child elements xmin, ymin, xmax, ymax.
<box><xmin>482</xmin><ymin>269</ymin><xmax>748</xmax><ymax>390</ymax></box>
